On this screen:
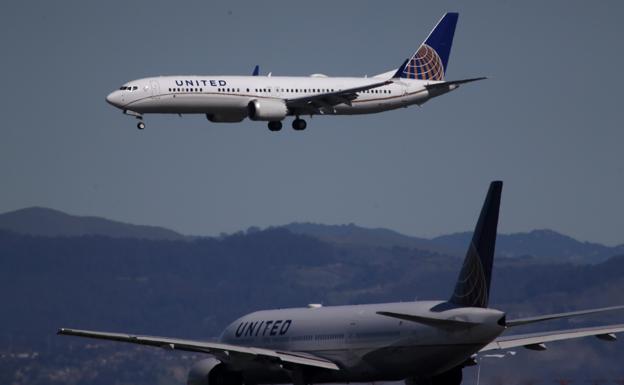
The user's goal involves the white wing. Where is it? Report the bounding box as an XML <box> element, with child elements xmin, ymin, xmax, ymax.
<box><xmin>481</xmin><ymin>324</ymin><xmax>624</xmax><ymax>352</ymax></box>
<box><xmin>58</xmin><ymin>328</ymin><xmax>339</xmax><ymax>371</ymax></box>
<box><xmin>285</xmin><ymin>80</ymin><xmax>392</xmax><ymax>114</ymax></box>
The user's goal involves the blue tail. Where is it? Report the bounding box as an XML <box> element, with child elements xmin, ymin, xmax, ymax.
<box><xmin>399</xmin><ymin>12</ymin><xmax>459</xmax><ymax>81</ymax></box>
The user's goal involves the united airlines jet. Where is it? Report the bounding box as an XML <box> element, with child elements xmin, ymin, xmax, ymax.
<box><xmin>59</xmin><ymin>181</ymin><xmax>624</xmax><ymax>385</ymax></box>
<box><xmin>105</xmin><ymin>13</ymin><xmax>485</xmax><ymax>131</ymax></box>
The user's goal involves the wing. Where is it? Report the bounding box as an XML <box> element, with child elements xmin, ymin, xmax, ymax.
<box><xmin>506</xmin><ymin>304</ymin><xmax>624</xmax><ymax>327</ymax></box>
<box><xmin>480</xmin><ymin>324</ymin><xmax>624</xmax><ymax>352</ymax></box>
<box><xmin>58</xmin><ymin>328</ymin><xmax>339</xmax><ymax>371</ymax></box>
<box><xmin>285</xmin><ymin>80</ymin><xmax>392</xmax><ymax>115</ymax></box>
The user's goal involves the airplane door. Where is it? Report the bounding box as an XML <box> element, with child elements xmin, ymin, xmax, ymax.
<box><xmin>150</xmin><ymin>80</ymin><xmax>160</xmax><ymax>100</ymax></box>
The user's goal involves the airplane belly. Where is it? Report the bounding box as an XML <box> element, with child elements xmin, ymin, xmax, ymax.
<box><xmin>241</xmin><ymin>343</ymin><xmax>480</xmax><ymax>385</ymax></box>
<box><xmin>126</xmin><ymin>93</ymin><xmax>249</xmax><ymax>114</ymax></box>
<box><xmin>360</xmin><ymin>343</ymin><xmax>481</xmax><ymax>379</ymax></box>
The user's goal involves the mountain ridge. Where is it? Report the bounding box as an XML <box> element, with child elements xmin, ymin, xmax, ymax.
<box><xmin>0</xmin><ymin>206</ymin><xmax>185</xmax><ymax>241</ymax></box>
<box><xmin>1</xmin><ymin>206</ymin><xmax>622</xmax><ymax>263</ymax></box>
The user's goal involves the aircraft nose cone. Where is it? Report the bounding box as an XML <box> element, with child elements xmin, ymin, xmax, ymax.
<box><xmin>106</xmin><ymin>91</ymin><xmax>121</xmax><ymax>107</ymax></box>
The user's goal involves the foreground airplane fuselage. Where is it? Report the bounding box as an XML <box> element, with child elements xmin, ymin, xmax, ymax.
<box><xmin>219</xmin><ymin>301</ymin><xmax>504</xmax><ymax>383</ymax></box>
<box><xmin>105</xmin><ymin>12</ymin><xmax>483</xmax><ymax>131</ymax></box>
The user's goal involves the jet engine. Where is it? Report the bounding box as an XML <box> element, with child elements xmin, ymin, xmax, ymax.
<box><xmin>187</xmin><ymin>358</ymin><xmax>243</xmax><ymax>385</ymax></box>
<box><xmin>247</xmin><ymin>99</ymin><xmax>288</xmax><ymax>121</ymax></box>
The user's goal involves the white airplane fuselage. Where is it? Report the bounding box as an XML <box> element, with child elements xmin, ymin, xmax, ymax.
<box><xmin>218</xmin><ymin>301</ymin><xmax>505</xmax><ymax>383</ymax></box>
<box><xmin>105</xmin><ymin>75</ymin><xmax>447</xmax><ymax>123</ymax></box>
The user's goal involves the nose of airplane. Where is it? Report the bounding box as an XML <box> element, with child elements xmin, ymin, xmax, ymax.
<box><xmin>106</xmin><ymin>91</ymin><xmax>122</xmax><ymax>107</ymax></box>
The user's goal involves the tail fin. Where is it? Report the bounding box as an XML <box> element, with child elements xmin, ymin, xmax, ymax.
<box><xmin>399</xmin><ymin>12</ymin><xmax>458</xmax><ymax>81</ymax></box>
<box><xmin>450</xmin><ymin>181</ymin><xmax>502</xmax><ymax>308</ymax></box>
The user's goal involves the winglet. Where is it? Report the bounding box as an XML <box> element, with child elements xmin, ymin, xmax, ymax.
<box><xmin>252</xmin><ymin>65</ymin><xmax>260</xmax><ymax>76</ymax></box>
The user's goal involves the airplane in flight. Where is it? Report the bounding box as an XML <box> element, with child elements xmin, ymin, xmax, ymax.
<box><xmin>59</xmin><ymin>181</ymin><xmax>624</xmax><ymax>385</ymax></box>
<box><xmin>105</xmin><ymin>12</ymin><xmax>485</xmax><ymax>131</ymax></box>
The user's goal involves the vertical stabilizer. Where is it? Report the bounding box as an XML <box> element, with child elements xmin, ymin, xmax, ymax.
<box><xmin>399</xmin><ymin>12</ymin><xmax>458</xmax><ymax>81</ymax></box>
<box><xmin>450</xmin><ymin>181</ymin><xmax>502</xmax><ymax>308</ymax></box>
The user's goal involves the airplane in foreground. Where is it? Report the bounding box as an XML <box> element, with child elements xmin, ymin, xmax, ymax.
<box><xmin>105</xmin><ymin>12</ymin><xmax>485</xmax><ymax>131</ymax></box>
<box><xmin>59</xmin><ymin>181</ymin><xmax>624</xmax><ymax>385</ymax></box>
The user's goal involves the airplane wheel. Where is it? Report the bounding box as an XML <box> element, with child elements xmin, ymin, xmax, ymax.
<box><xmin>292</xmin><ymin>119</ymin><xmax>307</xmax><ymax>131</ymax></box>
<box><xmin>268</xmin><ymin>121</ymin><xmax>282</xmax><ymax>131</ymax></box>
<box><xmin>137</xmin><ymin>121</ymin><xmax>145</xmax><ymax>130</ymax></box>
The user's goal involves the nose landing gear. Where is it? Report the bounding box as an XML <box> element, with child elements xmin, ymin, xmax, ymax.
<box><xmin>123</xmin><ymin>110</ymin><xmax>145</xmax><ymax>130</ymax></box>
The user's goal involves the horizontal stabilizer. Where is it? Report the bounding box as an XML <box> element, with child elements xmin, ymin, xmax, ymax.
<box><xmin>425</xmin><ymin>77</ymin><xmax>487</xmax><ymax>91</ymax></box>
<box><xmin>506</xmin><ymin>305</ymin><xmax>624</xmax><ymax>327</ymax></box>
<box><xmin>376</xmin><ymin>311</ymin><xmax>479</xmax><ymax>329</ymax></box>
<box><xmin>481</xmin><ymin>324</ymin><xmax>624</xmax><ymax>352</ymax></box>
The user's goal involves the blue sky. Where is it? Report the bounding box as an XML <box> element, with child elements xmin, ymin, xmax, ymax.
<box><xmin>1</xmin><ymin>0</ymin><xmax>623</xmax><ymax>244</ymax></box>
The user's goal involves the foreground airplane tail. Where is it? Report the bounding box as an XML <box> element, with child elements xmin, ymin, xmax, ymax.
<box><xmin>449</xmin><ymin>181</ymin><xmax>502</xmax><ymax>308</ymax></box>
<box><xmin>398</xmin><ymin>12</ymin><xmax>458</xmax><ymax>81</ymax></box>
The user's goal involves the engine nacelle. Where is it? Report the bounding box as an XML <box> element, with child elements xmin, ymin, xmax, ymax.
<box><xmin>247</xmin><ymin>99</ymin><xmax>288</xmax><ymax>121</ymax></box>
<box><xmin>187</xmin><ymin>358</ymin><xmax>243</xmax><ymax>385</ymax></box>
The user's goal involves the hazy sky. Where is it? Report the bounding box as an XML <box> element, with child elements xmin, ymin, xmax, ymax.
<box><xmin>1</xmin><ymin>0</ymin><xmax>623</xmax><ymax>245</ymax></box>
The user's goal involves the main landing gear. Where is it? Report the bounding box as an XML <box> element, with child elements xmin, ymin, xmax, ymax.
<box><xmin>268</xmin><ymin>121</ymin><xmax>282</xmax><ymax>131</ymax></box>
<box><xmin>267</xmin><ymin>118</ymin><xmax>307</xmax><ymax>132</ymax></box>
<box><xmin>292</xmin><ymin>118</ymin><xmax>307</xmax><ymax>131</ymax></box>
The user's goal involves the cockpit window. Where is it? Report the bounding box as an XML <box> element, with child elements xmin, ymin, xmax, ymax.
<box><xmin>132</xmin><ymin>86</ymin><xmax>138</xmax><ymax>90</ymax></box>
<box><xmin>120</xmin><ymin>86</ymin><xmax>138</xmax><ymax>91</ymax></box>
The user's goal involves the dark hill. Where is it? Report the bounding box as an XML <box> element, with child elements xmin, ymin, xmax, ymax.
<box><xmin>283</xmin><ymin>222</ymin><xmax>452</xmax><ymax>254</ymax></box>
<box><xmin>433</xmin><ymin>229</ymin><xmax>624</xmax><ymax>263</ymax></box>
<box><xmin>0</xmin><ymin>207</ymin><xmax>185</xmax><ymax>240</ymax></box>
<box><xmin>285</xmin><ymin>223</ymin><xmax>624</xmax><ymax>264</ymax></box>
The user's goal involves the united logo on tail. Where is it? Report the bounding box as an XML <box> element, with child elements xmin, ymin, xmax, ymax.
<box><xmin>399</xmin><ymin>12</ymin><xmax>459</xmax><ymax>81</ymax></box>
<box><xmin>403</xmin><ymin>44</ymin><xmax>445</xmax><ymax>80</ymax></box>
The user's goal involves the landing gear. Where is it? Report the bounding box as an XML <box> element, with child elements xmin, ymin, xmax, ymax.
<box><xmin>268</xmin><ymin>121</ymin><xmax>282</xmax><ymax>131</ymax></box>
<box><xmin>137</xmin><ymin>121</ymin><xmax>145</xmax><ymax>130</ymax></box>
<box><xmin>431</xmin><ymin>367</ymin><xmax>462</xmax><ymax>385</ymax></box>
<box><xmin>292</xmin><ymin>118</ymin><xmax>307</xmax><ymax>131</ymax></box>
